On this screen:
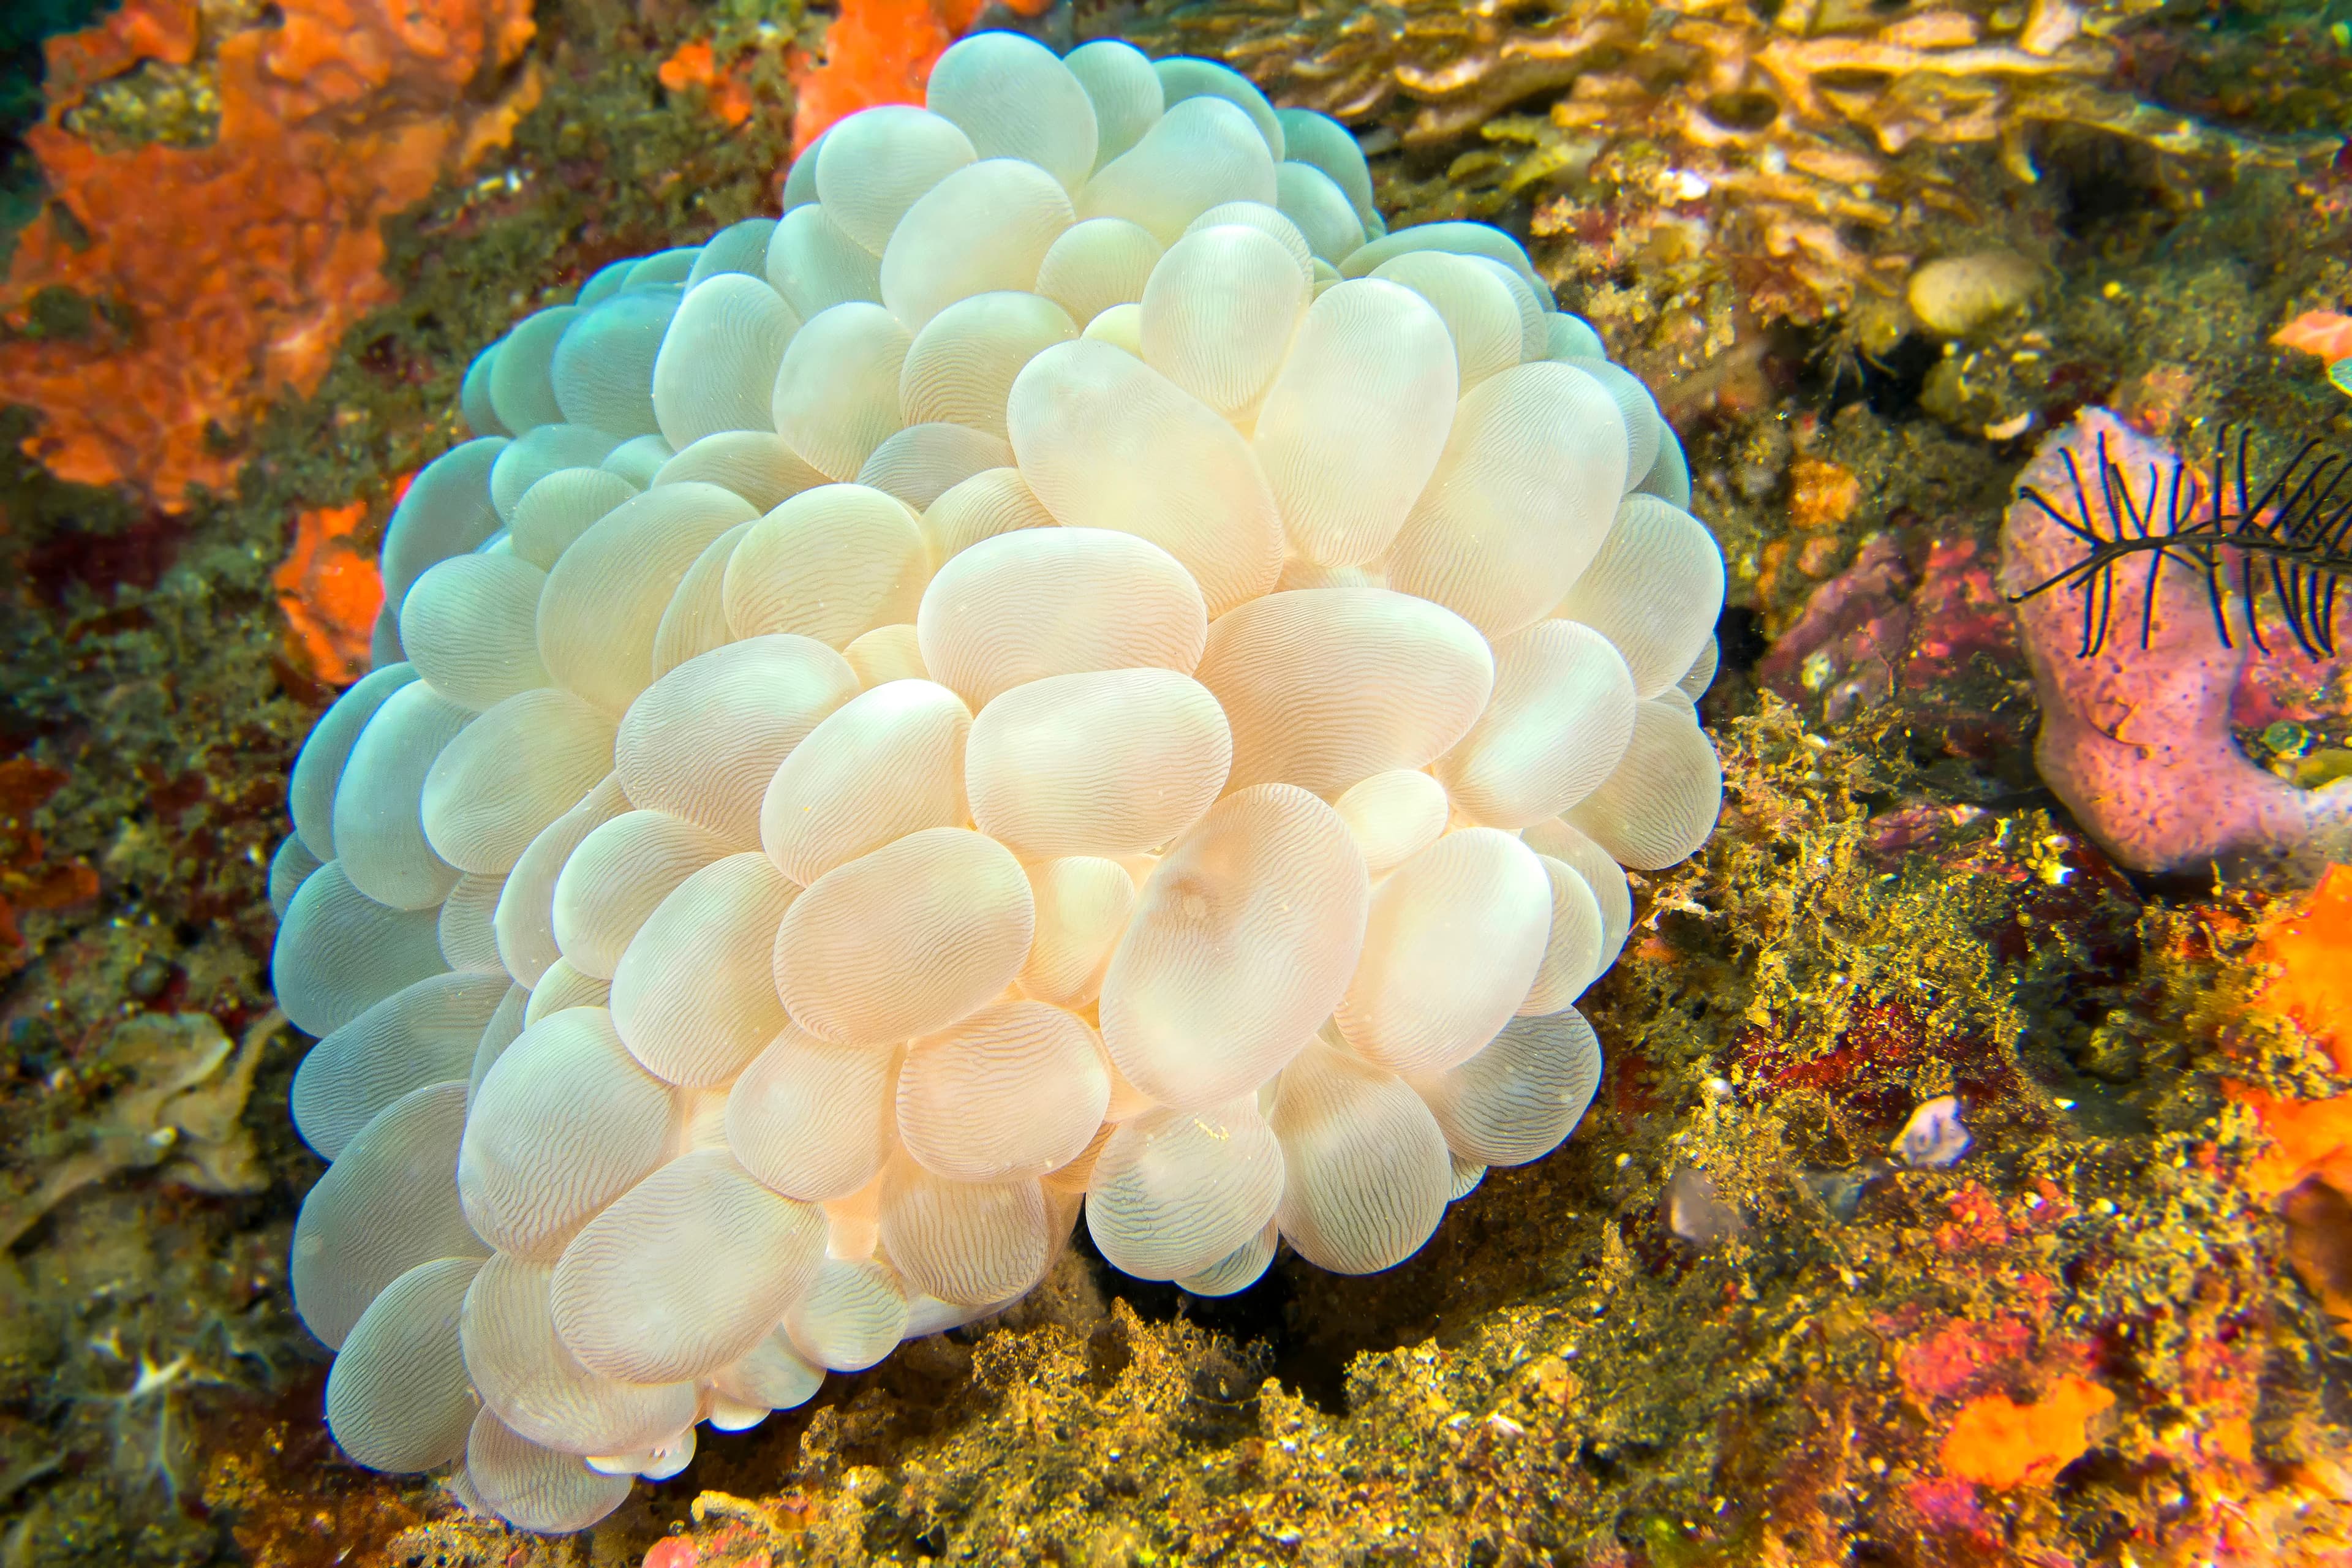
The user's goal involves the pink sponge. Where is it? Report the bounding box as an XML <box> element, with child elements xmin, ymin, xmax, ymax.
<box><xmin>1997</xmin><ymin>408</ymin><xmax>2352</xmax><ymax>873</ymax></box>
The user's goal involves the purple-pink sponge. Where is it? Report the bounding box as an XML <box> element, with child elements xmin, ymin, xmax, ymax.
<box><xmin>1997</xmin><ymin>408</ymin><xmax>2351</xmax><ymax>873</ymax></box>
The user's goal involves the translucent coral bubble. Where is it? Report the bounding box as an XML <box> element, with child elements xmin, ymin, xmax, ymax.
<box><xmin>1099</xmin><ymin>783</ymin><xmax>1368</xmax><ymax>1109</ymax></box>
<box><xmin>1544</xmin><ymin>313</ymin><xmax>1604</xmax><ymax>361</ymax></box>
<box><xmin>1177</xmin><ymin>1218</ymin><xmax>1277</xmax><ymax>1296</ymax></box>
<box><xmin>845</xmin><ymin>624</ymin><xmax>927</xmax><ymax>688</ymax></box>
<box><xmin>900</xmin><ymin>292</ymin><xmax>1077</xmax><ymax>440</ymax></box>
<box><xmin>1335</xmin><ymin>826</ymin><xmax>1553</xmax><ymax>1077</ymax></box>
<box><xmin>649</xmin><ymin>520</ymin><xmax>755</xmax><ymax>679</ymax></box>
<box><xmin>919</xmin><ymin>466</ymin><xmax>1056</xmax><ymax>567</ymax></box>
<box><xmin>1340</xmin><ymin>222</ymin><xmax>1545</xmax><ymax>300</ymax></box>
<box><xmin>293</xmin><ymin>970</ymin><xmax>510</xmax><ymax>1159</ymax></box>
<box><xmin>898</xmin><ymin>1001</ymin><xmax>1109</xmax><ymax>1181</ymax></box>
<box><xmin>539</xmin><ymin>481</ymin><xmax>757</xmax><ymax>714</ymax></box>
<box><xmin>764</xmin><ymin>202</ymin><xmax>883</xmax><ymax>321</ymax></box>
<box><xmin>725</xmin><ymin>1024</ymin><xmax>899</xmax><ymax>1200</ymax></box>
<box><xmin>707</xmin><ymin>1329</ymin><xmax>824</xmax><ymax>1419</ymax></box>
<box><xmin>383</xmin><ymin>440</ymin><xmax>507</xmax><ymax>616</ymax></box>
<box><xmin>1019</xmin><ymin>856</ymin><xmax>1134</xmax><ymax>1007</ymax></box>
<box><xmin>1551</xmin><ymin>494</ymin><xmax>1725</xmax><ymax>699</ymax></box>
<box><xmin>327</xmin><ymin>1255</ymin><xmax>482</xmax><ymax>1474</ymax></box>
<box><xmin>1154</xmin><ymin>58</ymin><xmax>1283</xmax><ymax>159</ymax></box>
<box><xmin>1275</xmin><ymin>109</ymin><xmax>1377</xmax><ymax>233</ymax></box>
<box><xmin>1007</xmin><ymin>339</ymin><xmax>1283</xmax><ymax>614</ymax></box>
<box><xmin>1275</xmin><ymin>161</ymin><xmax>1363</xmax><ymax>265</ymax></box>
<box><xmin>760</xmin><ymin>678</ymin><xmax>970</xmax><ymax>885</ymax></box>
<box><xmin>1435</xmin><ymin>619</ymin><xmax>1637</xmax><ymax>829</ymax></box>
<box><xmin>334</xmin><ymin>680</ymin><xmax>472</xmax><ymax>910</ymax></box>
<box><xmin>459</xmin><ymin>1006</ymin><xmax>677</xmax><ymax>1258</ymax></box>
<box><xmin>400</xmin><ymin>552</ymin><xmax>548</xmax><ymax>710</ymax></box>
<box><xmin>551</xmin><ymin>1147</ymin><xmax>826</xmax><ymax>1384</ymax></box>
<box><xmin>270</xmin><ymin>832</ymin><xmax>321</xmax><ymax>920</ymax></box>
<box><xmin>816</xmin><ymin>105</ymin><xmax>977</xmax><ymax>255</ymax></box>
<box><xmin>1522</xmin><ymin>815</ymin><xmax>1632</xmax><ymax>972</ymax></box>
<box><xmin>1563</xmin><ymin>695</ymin><xmax>1722</xmax><ymax>870</ymax></box>
<box><xmin>609</xmin><ymin>851</ymin><xmax>799</xmax><ymax>1086</ymax></box>
<box><xmin>926</xmin><ymin>32</ymin><xmax>1099</xmax><ymax>194</ymax></box>
<box><xmin>652</xmin><ymin>273</ymin><xmax>801</xmax><ymax>451</ymax></box>
<box><xmin>1370</xmin><ymin>251</ymin><xmax>1525</xmax><ymax>390</ymax></box>
<box><xmin>654</xmin><ymin>431</ymin><xmax>828</xmax><ymax>514</ymax></box>
<box><xmin>292</xmin><ymin>1081</ymin><xmax>486</xmax><ymax>1350</ymax></box>
<box><xmin>273</xmin><ymin>860</ymin><xmax>450</xmax><ymax>1038</ymax></box>
<box><xmin>1085</xmin><ymin>1096</ymin><xmax>1283</xmax><ymax>1280</ymax></box>
<box><xmin>1035</xmin><ymin>220</ymin><xmax>1162</xmax><ymax>333</ymax></box>
<box><xmin>616</xmin><ymin>633</ymin><xmax>859</xmax><ymax>846</ymax></box>
<box><xmin>1251</xmin><ymin>278</ymin><xmax>1457</xmax><ymax>567</ymax></box>
<box><xmin>494</xmin><ymin>775</ymin><xmax>629</xmax><ymax>990</ymax></box>
<box><xmin>422</xmin><ymin>688</ymin><xmax>619</xmax><ymax>877</ymax></box>
<box><xmin>1194</xmin><ymin>587</ymin><xmax>1493</xmax><ymax>796</ymax></box>
<box><xmin>1269</xmin><ymin>1041</ymin><xmax>1450</xmax><ymax>1274</ymax></box>
<box><xmin>723</xmin><ymin>484</ymin><xmax>930</xmax><ymax>650</ymax></box>
<box><xmin>521</xmin><ymin>959</ymin><xmax>608</xmax><ymax>1027</ymax></box>
<box><xmin>774</xmin><ymin>827</ymin><xmax>1034</xmax><ymax>1047</ymax></box>
<box><xmin>918</xmin><ymin>527</ymin><xmax>1207</xmax><ymax>710</ymax></box>
<box><xmin>510</xmin><ymin>468</ymin><xmax>639</xmax><ymax>572</ymax></box>
<box><xmin>1520</xmin><ymin>854</ymin><xmax>1606</xmax><ymax>1016</ymax></box>
<box><xmin>494</xmin><ymin>426</ymin><xmax>624</xmax><ymax>523</ymax></box>
<box><xmin>459</xmin><ymin>1252</ymin><xmax>696</xmax><ymax>1457</ymax></box>
<box><xmin>290</xmin><ymin>663</ymin><xmax>418</xmax><ymax>861</ymax></box>
<box><xmin>1077</xmin><ymin>96</ymin><xmax>1275</xmax><ymax>245</ymax></box>
<box><xmin>1555</xmin><ymin>355</ymin><xmax>1662</xmax><ymax>488</ymax></box>
<box><xmin>1387</xmin><ymin>361</ymin><xmax>1629</xmax><ymax>639</ymax></box>
<box><xmin>771</xmin><ymin>303</ymin><xmax>912</xmax><ymax>481</ymax></box>
<box><xmin>878</xmin><ymin>1158</ymin><xmax>1052</xmax><ymax>1307</ymax></box>
<box><xmin>881</xmin><ymin>159</ymin><xmax>1075</xmax><ymax>335</ymax></box>
<box><xmin>855</xmin><ymin>423</ymin><xmax>1014</xmax><ymax>511</ymax></box>
<box><xmin>465</xmin><ymin>1407</ymin><xmax>633</xmax><ymax>1533</ymax></box>
<box><xmin>1331</xmin><ymin>769</ymin><xmax>1449</xmax><ymax>875</ymax></box>
<box><xmin>688</xmin><ymin>218</ymin><xmax>777</xmax><ymax>287</ymax></box>
<box><xmin>552</xmin><ymin>809</ymin><xmax>732</xmax><ymax>980</ymax></box>
<box><xmin>785</xmin><ymin>1258</ymin><xmax>909</xmax><ymax>1371</ymax></box>
<box><xmin>602</xmin><ymin>434</ymin><xmax>674</xmax><ymax>488</ymax></box>
<box><xmin>1414</xmin><ymin>1006</ymin><xmax>1601</xmax><ymax>1168</ymax></box>
<box><xmin>965</xmin><ymin>669</ymin><xmax>1230</xmax><ymax>860</ymax></box>
<box><xmin>1640</xmin><ymin>427</ymin><xmax>1692</xmax><ymax>511</ymax></box>
<box><xmin>1139</xmin><ymin>224</ymin><xmax>1308</xmax><ymax>417</ymax></box>
<box><xmin>1063</xmin><ymin>40</ymin><xmax>1163</xmax><ymax>170</ymax></box>
<box><xmin>489</xmin><ymin>307</ymin><xmax>580</xmax><ymax>435</ymax></box>
<box><xmin>552</xmin><ymin>291</ymin><xmax>678</xmax><ymax>440</ymax></box>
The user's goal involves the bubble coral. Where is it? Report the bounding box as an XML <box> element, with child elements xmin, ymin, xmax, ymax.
<box><xmin>265</xmin><ymin>33</ymin><xmax>1727</xmax><ymax>1531</ymax></box>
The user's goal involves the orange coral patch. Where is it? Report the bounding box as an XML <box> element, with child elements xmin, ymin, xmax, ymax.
<box><xmin>791</xmin><ymin>0</ymin><xmax>1057</xmax><ymax>153</ymax></box>
<box><xmin>274</xmin><ymin>501</ymin><xmax>382</xmax><ymax>687</ymax></box>
<box><xmin>2275</xmin><ymin>311</ymin><xmax>2352</xmax><ymax>364</ymax></box>
<box><xmin>1939</xmin><ymin>1376</ymin><xmax>2114</xmax><ymax>1490</ymax></box>
<box><xmin>659</xmin><ymin>39</ymin><xmax>755</xmax><ymax>129</ymax></box>
<box><xmin>2252</xmin><ymin>864</ymin><xmax>2352</xmax><ymax>1073</ymax></box>
<box><xmin>0</xmin><ymin>0</ymin><xmax>539</xmax><ymax>508</ymax></box>
<box><xmin>1789</xmin><ymin>456</ymin><xmax>1860</xmax><ymax>530</ymax></box>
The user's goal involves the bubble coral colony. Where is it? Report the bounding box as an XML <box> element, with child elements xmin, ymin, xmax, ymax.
<box><xmin>263</xmin><ymin>31</ymin><xmax>1727</xmax><ymax>1531</ymax></box>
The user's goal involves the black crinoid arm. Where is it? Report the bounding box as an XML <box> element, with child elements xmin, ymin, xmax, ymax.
<box><xmin>2008</xmin><ymin>425</ymin><xmax>2352</xmax><ymax>660</ymax></box>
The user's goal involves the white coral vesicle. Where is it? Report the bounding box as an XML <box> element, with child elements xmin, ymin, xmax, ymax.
<box><xmin>266</xmin><ymin>31</ymin><xmax>1727</xmax><ymax>1532</ymax></box>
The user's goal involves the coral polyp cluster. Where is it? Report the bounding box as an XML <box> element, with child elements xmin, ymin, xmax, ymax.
<box><xmin>266</xmin><ymin>32</ymin><xmax>1725</xmax><ymax>1531</ymax></box>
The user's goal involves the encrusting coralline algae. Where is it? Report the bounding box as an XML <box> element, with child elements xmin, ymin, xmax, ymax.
<box><xmin>268</xmin><ymin>31</ymin><xmax>1728</xmax><ymax>1530</ymax></box>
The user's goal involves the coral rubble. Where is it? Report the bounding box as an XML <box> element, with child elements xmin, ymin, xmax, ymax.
<box><xmin>1126</xmin><ymin>0</ymin><xmax>2337</xmax><ymax>326</ymax></box>
<box><xmin>0</xmin><ymin>0</ymin><xmax>540</xmax><ymax>508</ymax></box>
